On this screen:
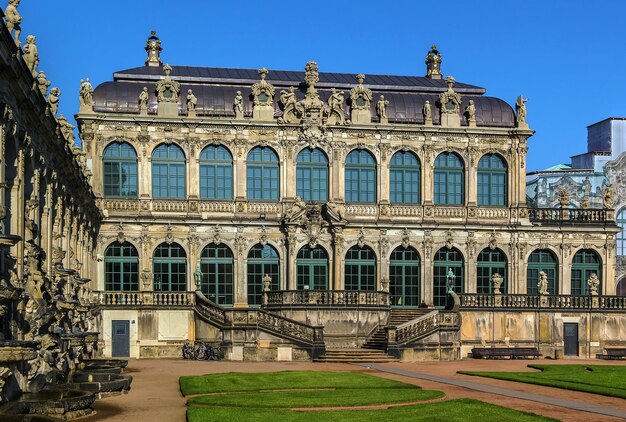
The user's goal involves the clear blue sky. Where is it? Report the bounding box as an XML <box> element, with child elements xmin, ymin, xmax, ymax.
<box><xmin>14</xmin><ymin>0</ymin><xmax>626</xmax><ymax>172</ymax></box>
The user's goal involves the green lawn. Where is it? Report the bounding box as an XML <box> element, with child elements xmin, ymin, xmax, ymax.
<box><xmin>182</xmin><ymin>371</ymin><xmax>555</xmax><ymax>422</ymax></box>
<box><xmin>460</xmin><ymin>364</ymin><xmax>626</xmax><ymax>398</ymax></box>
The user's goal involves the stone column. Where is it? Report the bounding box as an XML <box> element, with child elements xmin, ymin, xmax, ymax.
<box><xmin>421</xmin><ymin>149</ymin><xmax>434</xmax><ymax>206</ymax></box>
<box><xmin>187</xmin><ymin>146</ymin><xmax>199</xmax><ymax>199</ymax></box>
<box><xmin>140</xmin><ymin>155</ymin><xmax>152</xmax><ymax>200</ymax></box>
<box><xmin>234</xmin><ymin>254</ymin><xmax>248</xmax><ymax>307</ymax></box>
<box><xmin>286</xmin><ymin>230</ymin><xmax>297</xmax><ymax>290</ymax></box>
<box><xmin>561</xmin><ymin>254</ymin><xmax>572</xmax><ymax>295</ymax></box>
<box><xmin>466</xmin><ymin>253</ymin><xmax>476</xmax><ymax>294</ymax></box>
<box><xmin>467</xmin><ymin>153</ymin><xmax>477</xmax><ymax>207</ymax></box>
<box><xmin>234</xmin><ymin>149</ymin><xmax>247</xmax><ymax>201</ymax></box>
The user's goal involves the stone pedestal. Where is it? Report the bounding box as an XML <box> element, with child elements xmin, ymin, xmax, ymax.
<box><xmin>540</xmin><ymin>295</ymin><xmax>549</xmax><ymax>307</ymax></box>
<box><xmin>188</xmin><ymin>110</ymin><xmax>197</xmax><ymax>118</ymax></box>
<box><xmin>158</xmin><ymin>102</ymin><xmax>178</xmax><ymax>117</ymax></box>
<box><xmin>140</xmin><ymin>106</ymin><xmax>148</xmax><ymax>116</ymax></box>
<box><xmin>253</xmin><ymin>105</ymin><xmax>274</xmax><ymax>121</ymax></box>
<box><xmin>351</xmin><ymin>109</ymin><xmax>371</xmax><ymax>125</ymax></box>
<box><xmin>441</xmin><ymin>113</ymin><xmax>460</xmax><ymax>128</ymax></box>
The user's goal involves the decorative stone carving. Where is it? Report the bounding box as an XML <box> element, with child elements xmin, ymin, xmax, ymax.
<box><xmin>376</xmin><ymin>95</ymin><xmax>389</xmax><ymax>124</ymax></box>
<box><xmin>326</xmin><ymin>88</ymin><xmax>346</xmax><ymax>126</ymax></box>
<box><xmin>57</xmin><ymin>115</ymin><xmax>75</xmax><ymax>146</ymax></box>
<box><xmin>145</xmin><ymin>30</ymin><xmax>162</xmax><ymax>67</ymax></box>
<box><xmin>138</xmin><ymin>87</ymin><xmax>149</xmax><ymax>115</ymax></box>
<box><xmin>186</xmin><ymin>89</ymin><xmax>197</xmax><ymax>117</ymax></box>
<box><xmin>465</xmin><ymin>99</ymin><xmax>476</xmax><ymax>128</ymax></box>
<box><xmin>491</xmin><ymin>273</ymin><xmax>503</xmax><ymax>295</ymax></box>
<box><xmin>350</xmin><ymin>74</ymin><xmax>372</xmax><ymax>124</ymax></box>
<box><xmin>324</xmin><ymin>201</ymin><xmax>346</xmax><ymax>224</ymax></box>
<box><xmin>279</xmin><ymin>87</ymin><xmax>300</xmax><ymax>124</ymax></box>
<box><xmin>425</xmin><ymin>44</ymin><xmax>442</xmax><ymax>79</ymax></box>
<box><xmin>603</xmin><ymin>185</ymin><xmax>615</xmax><ymax>209</ymax></box>
<box><xmin>23</xmin><ymin>35</ymin><xmax>38</xmax><ymax>76</ymax></box>
<box><xmin>47</xmin><ymin>87</ymin><xmax>61</xmax><ymax>117</ymax></box>
<box><xmin>466</xmin><ymin>232</ymin><xmax>477</xmax><ymax>259</ymax></box>
<box><xmin>251</xmin><ymin>67</ymin><xmax>275</xmax><ymax>121</ymax></box>
<box><xmin>297</xmin><ymin>62</ymin><xmax>328</xmax><ymax>146</ymax></box>
<box><xmin>79</xmin><ymin>78</ymin><xmax>94</xmax><ymax>112</ymax></box>
<box><xmin>357</xmin><ymin>227</ymin><xmax>366</xmax><ymax>248</ymax></box>
<box><xmin>489</xmin><ymin>231</ymin><xmax>498</xmax><ymax>250</ymax></box>
<box><xmin>515</xmin><ymin>95</ymin><xmax>528</xmax><ymax>129</ymax></box>
<box><xmin>401</xmin><ymin>228</ymin><xmax>410</xmax><ymax>249</ymax></box>
<box><xmin>381</xmin><ymin>277</ymin><xmax>390</xmax><ymax>293</ymax></box>
<box><xmin>558</xmin><ymin>188</ymin><xmax>570</xmax><ymax>208</ymax></box>
<box><xmin>35</xmin><ymin>71</ymin><xmax>50</xmax><ymax>97</ymax></box>
<box><xmin>156</xmin><ymin>64</ymin><xmax>180</xmax><ymax>117</ymax></box>
<box><xmin>445</xmin><ymin>230</ymin><xmax>454</xmax><ymax>249</ymax></box>
<box><xmin>259</xmin><ymin>225</ymin><xmax>268</xmax><ymax>246</ymax></box>
<box><xmin>165</xmin><ymin>224</ymin><xmax>174</xmax><ymax>244</ymax></box>
<box><xmin>423</xmin><ymin>100</ymin><xmax>432</xmax><ymax>126</ymax></box>
<box><xmin>234</xmin><ymin>91</ymin><xmax>244</xmax><ymax>119</ymax></box>
<box><xmin>5</xmin><ymin>0</ymin><xmax>22</xmax><ymax>46</ymax></box>
<box><xmin>284</xmin><ymin>196</ymin><xmax>307</xmax><ymax>222</ymax></box>
<box><xmin>439</xmin><ymin>76</ymin><xmax>461</xmax><ymax>127</ymax></box>
<box><xmin>587</xmin><ymin>273</ymin><xmax>599</xmax><ymax>296</ymax></box>
<box><xmin>538</xmin><ymin>271</ymin><xmax>549</xmax><ymax>295</ymax></box>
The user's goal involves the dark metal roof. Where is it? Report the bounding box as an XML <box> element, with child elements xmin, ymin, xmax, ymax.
<box><xmin>113</xmin><ymin>65</ymin><xmax>487</xmax><ymax>94</ymax></box>
<box><xmin>93</xmin><ymin>81</ymin><xmax>514</xmax><ymax>127</ymax></box>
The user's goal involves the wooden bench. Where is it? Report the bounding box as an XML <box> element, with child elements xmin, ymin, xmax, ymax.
<box><xmin>472</xmin><ymin>347</ymin><xmax>541</xmax><ymax>359</ymax></box>
<box><xmin>596</xmin><ymin>348</ymin><xmax>626</xmax><ymax>360</ymax></box>
<box><xmin>511</xmin><ymin>347</ymin><xmax>541</xmax><ymax>359</ymax></box>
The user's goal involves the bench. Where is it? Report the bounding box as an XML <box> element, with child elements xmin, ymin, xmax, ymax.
<box><xmin>511</xmin><ymin>347</ymin><xmax>541</xmax><ymax>359</ymax></box>
<box><xmin>596</xmin><ymin>348</ymin><xmax>626</xmax><ymax>360</ymax></box>
<box><xmin>471</xmin><ymin>347</ymin><xmax>541</xmax><ymax>359</ymax></box>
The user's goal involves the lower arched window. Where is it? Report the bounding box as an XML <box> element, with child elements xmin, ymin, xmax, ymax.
<box><xmin>433</xmin><ymin>248</ymin><xmax>464</xmax><ymax>307</ymax></box>
<box><xmin>477</xmin><ymin>248</ymin><xmax>507</xmax><ymax>294</ymax></box>
<box><xmin>345</xmin><ymin>245</ymin><xmax>376</xmax><ymax>291</ymax></box>
<box><xmin>296</xmin><ymin>246</ymin><xmax>329</xmax><ymax>290</ymax></box>
<box><xmin>105</xmin><ymin>242</ymin><xmax>139</xmax><ymax>291</ymax></box>
<box><xmin>390</xmin><ymin>246</ymin><xmax>420</xmax><ymax>307</ymax></box>
<box><xmin>527</xmin><ymin>250</ymin><xmax>558</xmax><ymax>295</ymax></box>
<box><xmin>200</xmin><ymin>244</ymin><xmax>234</xmax><ymax>305</ymax></box>
<box><xmin>571</xmin><ymin>249</ymin><xmax>601</xmax><ymax>295</ymax></box>
<box><xmin>153</xmin><ymin>243</ymin><xmax>187</xmax><ymax>292</ymax></box>
<box><xmin>247</xmin><ymin>244</ymin><xmax>280</xmax><ymax>305</ymax></box>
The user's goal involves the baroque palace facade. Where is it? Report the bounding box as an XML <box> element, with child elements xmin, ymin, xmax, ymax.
<box><xmin>74</xmin><ymin>35</ymin><xmax>623</xmax><ymax>361</ymax></box>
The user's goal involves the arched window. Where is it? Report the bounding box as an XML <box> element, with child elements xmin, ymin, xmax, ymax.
<box><xmin>477</xmin><ymin>248</ymin><xmax>507</xmax><ymax>294</ymax></box>
<box><xmin>199</xmin><ymin>244</ymin><xmax>234</xmax><ymax>305</ymax></box>
<box><xmin>296</xmin><ymin>246</ymin><xmax>329</xmax><ymax>290</ymax></box>
<box><xmin>345</xmin><ymin>245</ymin><xmax>376</xmax><ymax>291</ymax></box>
<box><xmin>345</xmin><ymin>149</ymin><xmax>376</xmax><ymax>203</ymax></box>
<box><xmin>617</xmin><ymin>277</ymin><xmax>626</xmax><ymax>296</ymax></box>
<box><xmin>296</xmin><ymin>148</ymin><xmax>328</xmax><ymax>202</ymax></box>
<box><xmin>478</xmin><ymin>154</ymin><xmax>507</xmax><ymax>206</ymax></box>
<box><xmin>152</xmin><ymin>144</ymin><xmax>186</xmax><ymax>199</ymax></box>
<box><xmin>571</xmin><ymin>249</ymin><xmax>601</xmax><ymax>295</ymax></box>
<box><xmin>434</xmin><ymin>152</ymin><xmax>464</xmax><ymax>205</ymax></box>
<box><xmin>390</xmin><ymin>246</ymin><xmax>420</xmax><ymax>307</ymax></box>
<box><xmin>247</xmin><ymin>244</ymin><xmax>280</xmax><ymax>305</ymax></box>
<box><xmin>527</xmin><ymin>249</ymin><xmax>558</xmax><ymax>295</ymax></box>
<box><xmin>153</xmin><ymin>243</ymin><xmax>187</xmax><ymax>292</ymax></box>
<box><xmin>247</xmin><ymin>147</ymin><xmax>279</xmax><ymax>201</ymax></box>
<box><xmin>390</xmin><ymin>151</ymin><xmax>420</xmax><ymax>204</ymax></box>
<box><xmin>199</xmin><ymin>145</ymin><xmax>233</xmax><ymax>200</ymax></box>
<box><xmin>104</xmin><ymin>242</ymin><xmax>139</xmax><ymax>291</ymax></box>
<box><xmin>103</xmin><ymin>142</ymin><xmax>138</xmax><ymax>198</ymax></box>
<box><xmin>433</xmin><ymin>248</ymin><xmax>464</xmax><ymax>307</ymax></box>
<box><xmin>618</xmin><ymin>209</ymin><xmax>626</xmax><ymax>257</ymax></box>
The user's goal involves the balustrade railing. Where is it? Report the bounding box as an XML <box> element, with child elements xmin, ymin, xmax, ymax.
<box><xmin>266</xmin><ymin>290</ymin><xmax>390</xmax><ymax>307</ymax></box>
<box><xmin>392</xmin><ymin>310</ymin><xmax>460</xmax><ymax>344</ymax></box>
<box><xmin>528</xmin><ymin>208</ymin><xmax>608</xmax><ymax>224</ymax></box>
<box><xmin>102</xmin><ymin>199</ymin><xmax>140</xmax><ymax>212</ymax></box>
<box><xmin>97</xmin><ymin>291</ymin><xmax>195</xmax><ymax>307</ymax></box>
<box><xmin>460</xmin><ymin>293</ymin><xmax>626</xmax><ymax>310</ymax></box>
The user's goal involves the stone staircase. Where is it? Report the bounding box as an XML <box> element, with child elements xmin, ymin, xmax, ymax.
<box><xmin>362</xmin><ymin>308</ymin><xmax>432</xmax><ymax>351</ymax></box>
<box><xmin>313</xmin><ymin>348</ymin><xmax>398</xmax><ymax>363</ymax></box>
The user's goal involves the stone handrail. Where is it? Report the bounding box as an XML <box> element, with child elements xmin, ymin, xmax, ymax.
<box><xmin>97</xmin><ymin>291</ymin><xmax>195</xmax><ymax>307</ymax></box>
<box><xmin>529</xmin><ymin>208</ymin><xmax>609</xmax><ymax>224</ymax></box>
<box><xmin>460</xmin><ymin>293</ymin><xmax>626</xmax><ymax>310</ymax></box>
<box><xmin>194</xmin><ymin>291</ymin><xmax>227</xmax><ymax>326</ymax></box>
<box><xmin>266</xmin><ymin>290</ymin><xmax>390</xmax><ymax>307</ymax></box>
<box><xmin>392</xmin><ymin>310</ymin><xmax>460</xmax><ymax>344</ymax></box>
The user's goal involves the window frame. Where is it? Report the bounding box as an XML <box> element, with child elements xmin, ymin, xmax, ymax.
<box><xmin>199</xmin><ymin>243</ymin><xmax>234</xmax><ymax>305</ymax></box>
<box><xmin>345</xmin><ymin>149</ymin><xmax>377</xmax><ymax>204</ymax></box>
<box><xmin>246</xmin><ymin>147</ymin><xmax>280</xmax><ymax>201</ymax></box>
<box><xmin>389</xmin><ymin>151</ymin><xmax>421</xmax><ymax>205</ymax></box>
<box><xmin>477</xmin><ymin>154</ymin><xmax>507</xmax><ymax>207</ymax></box>
<box><xmin>434</xmin><ymin>152</ymin><xmax>464</xmax><ymax>206</ymax></box>
<box><xmin>103</xmin><ymin>142</ymin><xmax>138</xmax><ymax>198</ymax></box>
<box><xmin>199</xmin><ymin>145</ymin><xmax>233</xmax><ymax>200</ymax></box>
<box><xmin>296</xmin><ymin>148</ymin><xmax>329</xmax><ymax>203</ymax></box>
<box><xmin>151</xmin><ymin>144</ymin><xmax>186</xmax><ymax>199</ymax></box>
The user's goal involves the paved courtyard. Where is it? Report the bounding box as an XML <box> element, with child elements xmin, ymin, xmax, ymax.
<box><xmin>85</xmin><ymin>359</ymin><xmax>626</xmax><ymax>422</ymax></box>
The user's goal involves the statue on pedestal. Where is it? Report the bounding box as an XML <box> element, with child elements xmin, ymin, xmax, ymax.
<box><xmin>47</xmin><ymin>87</ymin><xmax>61</xmax><ymax>117</ymax></box>
<box><xmin>79</xmin><ymin>78</ymin><xmax>94</xmax><ymax>110</ymax></box>
<box><xmin>491</xmin><ymin>272</ymin><xmax>503</xmax><ymax>295</ymax></box>
<box><xmin>234</xmin><ymin>90</ymin><xmax>244</xmax><ymax>119</ymax></box>
<box><xmin>376</xmin><ymin>95</ymin><xmax>389</xmax><ymax>124</ymax></box>
<box><xmin>515</xmin><ymin>95</ymin><xmax>528</xmax><ymax>128</ymax></box>
<box><xmin>587</xmin><ymin>273</ymin><xmax>599</xmax><ymax>296</ymax></box>
<box><xmin>138</xmin><ymin>87</ymin><xmax>149</xmax><ymax>112</ymax></box>
<box><xmin>538</xmin><ymin>271</ymin><xmax>549</xmax><ymax>295</ymax></box>
<box><xmin>23</xmin><ymin>35</ymin><xmax>38</xmax><ymax>76</ymax></box>
<box><xmin>5</xmin><ymin>0</ymin><xmax>22</xmax><ymax>46</ymax></box>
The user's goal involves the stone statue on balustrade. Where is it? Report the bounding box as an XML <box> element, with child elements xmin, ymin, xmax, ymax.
<box><xmin>538</xmin><ymin>271</ymin><xmax>549</xmax><ymax>295</ymax></box>
<box><xmin>251</xmin><ymin>67</ymin><xmax>275</xmax><ymax>121</ymax></box>
<box><xmin>279</xmin><ymin>87</ymin><xmax>300</xmax><ymax>124</ymax></box>
<box><xmin>325</xmin><ymin>88</ymin><xmax>346</xmax><ymax>126</ymax></box>
<box><xmin>587</xmin><ymin>273</ymin><xmax>599</xmax><ymax>296</ymax></box>
<box><xmin>491</xmin><ymin>273</ymin><xmax>503</xmax><ymax>295</ymax></box>
<box><xmin>23</xmin><ymin>35</ymin><xmax>38</xmax><ymax>76</ymax></box>
<box><xmin>47</xmin><ymin>87</ymin><xmax>61</xmax><ymax>117</ymax></box>
<box><xmin>194</xmin><ymin>263</ymin><xmax>202</xmax><ymax>290</ymax></box>
<box><xmin>139</xmin><ymin>87</ymin><xmax>149</xmax><ymax>114</ymax></box>
<box><xmin>516</xmin><ymin>95</ymin><xmax>528</xmax><ymax>129</ymax></box>
<box><xmin>234</xmin><ymin>90</ymin><xmax>244</xmax><ymax>119</ymax></box>
<box><xmin>57</xmin><ymin>115</ymin><xmax>75</xmax><ymax>145</ymax></box>
<box><xmin>603</xmin><ymin>184</ymin><xmax>615</xmax><ymax>209</ymax></box>
<box><xmin>5</xmin><ymin>0</ymin><xmax>22</xmax><ymax>46</ymax></box>
<box><xmin>79</xmin><ymin>78</ymin><xmax>94</xmax><ymax>111</ymax></box>
<box><xmin>377</xmin><ymin>95</ymin><xmax>389</xmax><ymax>124</ymax></box>
<box><xmin>35</xmin><ymin>71</ymin><xmax>50</xmax><ymax>97</ymax></box>
<box><xmin>350</xmin><ymin>74</ymin><xmax>372</xmax><ymax>124</ymax></box>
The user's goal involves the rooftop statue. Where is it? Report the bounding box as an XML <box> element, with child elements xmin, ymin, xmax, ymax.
<box><xmin>439</xmin><ymin>76</ymin><xmax>461</xmax><ymax>127</ymax></box>
<box><xmin>79</xmin><ymin>78</ymin><xmax>94</xmax><ymax>111</ymax></box>
<box><xmin>35</xmin><ymin>70</ymin><xmax>50</xmax><ymax>96</ymax></box>
<box><xmin>23</xmin><ymin>35</ymin><xmax>38</xmax><ymax>77</ymax></box>
<box><xmin>350</xmin><ymin>74</ymin><xmax>372</xmax><ymax>124</ymax></box>
<box><xmin>186</xmin><ymin>89</ymin><xmax>197</xmax><ymax>117</ymax></box>
<box><xmin>156</xmin><ymin>64</ymin><xmax>180</xmax><ymax>103</ymax></box>
<box><xmin>57</xmin><ymin>115</ymin><xmax>75</xmax><ymax>145</ymax></box>
<box><xmin>376</xmin><ymin>95</ymin><xmax>389</xmax><ymax>124</ymax></box>
<box><xmin>465</xmin><ymin>99</ymin><xmax>476</xmax><ymax>127</ymax></box>
<box><xmin>515</xmin><ymin>95</ymin><xmax>528</xmax><ymax>129</ymax></box>
<box><xmin>326</xmin><ymin>88</ymin><xmax>346</xmax><ymax>126</ymax></box>
<box><xmin>251</xmin><ymin>67</ymin><xmax>275</xmax><ymax>120</ymax></box>
<box><xmin>5</xmin><ymin>0</ymin><xmax>22</xmax><ymax>46</ymax></box>
<box><xmin>139</xmin><ymin>87</ymin><xmax>149</xmax><ymax>112</ymax></box>
<box><xmin>47</xmin><ymin>87</ymin><xmax>61</xmax><ymax>117</ymax></box>
<box><xmin>603</xmin><ymin>184</ymin><xmax>615</xmax><ymax>209</ymax></box>
<box><xmin>279</xmin><ymin>87</ymin><xmax>300</xmax><ymax>124</ymax></box>
<box><xmin>425</xmin><ymin>44</ymin><xmax>442</xmax><ymax>79</ymax></box>
<box><xmin>423</xmin><ymin>100</ymin><xmax>432</xmax><ymax>125</ymax></box>
<box><xmin>234</xmin><ymin>90</ymin><xmax>244</xmax><ymax>119</ymax></box>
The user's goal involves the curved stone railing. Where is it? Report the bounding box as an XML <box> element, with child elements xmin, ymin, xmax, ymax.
<box><xmin>194</xmin><ymin>291</ymin><xmax>226</xmax><ymax>327</ymax></box>
<box><xmin>460</xmin><ymin>293</ymin><xmax>626</xmax><ymax>310</ymax></box>
<box><xmin>266</xmin><ymin>290</ymin><xmax>390</xmax><ymax>308</ymax></box>
<box><xmin>391</xmin><ymin>310</ymin><xmax>460</xmax><ymax>344</ymax></box>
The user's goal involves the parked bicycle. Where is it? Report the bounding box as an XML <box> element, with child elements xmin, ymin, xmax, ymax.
<box><xmin>182</xmin><ymin>341</ymin><xmax>223</xmax><ymax>361</ymax></box>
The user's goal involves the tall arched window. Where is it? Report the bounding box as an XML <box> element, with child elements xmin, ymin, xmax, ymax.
<box><xmin>345</xmin><ymin>245</ymin><xmax>376</xmax><ymax>291</ymax></box>
<box><xmin>199</xmin><ymin>145</ymin><xmax>233</xmax><ymax>200</ymax></box>
<box><xmin>104</xmin><ymin>242</ymin><xmax>139</xmax><ymax>291</ymax></box>
<box><xmin>296</xmin><ymin>148</ymin><xmax>328</xmax><ymax>202</ymax></box>
<box><xmin>152</xmin><ymin>144</ymin><xmax>186</xmax><ymax>199</ymax></box>
<box><xmin>617</xmin><ymin>209</ymin><xmax>626</xmax><ymax>257</ymax></box>
<box><xmin>345</xmin><ymin>149</ymin><xmax>376</xmax><ymax>203</ymax></box>
<box><xmin>200</xmin><ymin>244</ymin><xmax>234</xmax><ymax>305</ymax></box>
<box><xmin>390</xmin><ymin>151</ymin><xmax>420</xmax><ymax>204</ymax></box>
<box><xmin>153</xmin><ymin>243</ymin><xmax>187</xmax><ymax>292</ymax></box>
<box><xmin>390</xmin><ymin>246</ymin><xmax>420</xmax><ymax>307</ymax></box>
<box><xmin>434</xmin><ymin>152</ymin><xmax>464</xmax><ymax>205</ymax></box>
<box><xmin>478</xmin><ymin>154</ymin><xmax>507</xmax><ymax>206</ymax></box>
<box><xmin>527</xmin><ymin>249</ymin><xmax>558</xmax><ymax>295</ymax></box>
<box><xmin>617</xmin><ymin>277</ymin><xmax>626</xmax><ymax>296</ymax></box>
<box><xmin>247</xmin><ymin>244</ymin><xmax>280</xmax><ymax>305</ymax></box>
<box><xmin>477</xmin><ymin>248</ymin><xmax>507</xmax><ymax>294</ymax></box>
<box><xmin>571</xmin><ymin>249</ymin><xmax>601</xmax><ymax>295</ymax></box>
<box><xmin>247</xmin><ymin>147</ymin><xmax>279</xmax><ymax>201</ymax></box>
<box><xmin>103</xmin><ymin>142</ymin><xmax>138</xmax><ymax>198</ymax></box>
<box><xmin>433</xmin><ymin>248</ymin><xmax>464</xmax><ymax>307</ymax></box>
<box><xmin>296</xmin><ymin>246</ymin><xmax>329</xmax><ymax>290</ymax></box>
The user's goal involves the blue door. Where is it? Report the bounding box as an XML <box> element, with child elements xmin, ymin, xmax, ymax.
<box><xmin>112</xmin><ymin>320</ymin><xmax>130</xmax><ymax>357</ymax></box>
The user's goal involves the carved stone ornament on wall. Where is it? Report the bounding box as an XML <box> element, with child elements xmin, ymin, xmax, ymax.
<box><xmin>165</xmin><ymin>224</ymin><xmax>174</xmax><ymax>244</ymax></box>
<box><xmin>156</xmin><ymin>64</ymin><xmax>181</xmax><ymax>103</ymax></box>
<box><xmin>445</xmin><ymin>230</ymin><xmax>454</xmax><ymax>249</ymax></box>
<box><xmin>357</xmin><ymin>227</ymin><xmax>366</xmax><ymax>248</ymax></box>
<box><xmin>489</xmin><ymin>231</ymin><xmax>498</xmax><ymax>250</ymax></box>
<box><xmin>401</xmin><ymin>228</ymin><xmax>410</xmax><ymax>249</ymax></box>
<box><xmin>350</xmin><ymin>74</ymin><xmax>372</xmax><ymax>124</ymax></box>
<box><xmin>439</xmin><ymin>76</ymin><xmax>462</xmax><ymax>115</ymax></box>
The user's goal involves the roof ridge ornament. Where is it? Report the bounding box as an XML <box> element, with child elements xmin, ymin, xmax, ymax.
<box><xmin>350</xmin><ymin>74</ymin><xmax>372</xmax><ymax>124</ymax></box>
<box><xmin>145</xmin><ymin>30</ymin><xmax>163</xmax><ymax>67</ymax></box>
<box><xmin>251</xmin><ymin>67</ymin><xmax>275</xmax><ymax>121</ymax></box>
<box><xmin>439</xmin><ymin>76</ymin><xmax>461</xmax><ymax>127</ymax></box>
<box><xmin>156</xmin><ymin>64</ymin><xmax>180</xmax><ymax>117</ymax></box>
<box><xmin>425</xmin><ymin>44</ymin><xmax>442</xmax><ymax>79</ymax></box>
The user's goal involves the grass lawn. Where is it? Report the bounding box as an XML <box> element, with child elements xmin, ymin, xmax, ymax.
<box><xmin>460</xmin><ymin>364</ymin><xmax>626</xmax><ymax>399</ymax></box>
<box><xmin>182</xmin><ymin>371</ymin><xmax>555</xmax><ymax>422</ymax></box>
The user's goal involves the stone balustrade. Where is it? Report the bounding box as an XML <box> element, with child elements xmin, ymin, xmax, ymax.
<box><xmin>97</xmin><ymin>291</ymin><xmax>195</xmax><ymax>307</ymax></box>
<box><xmin>528</xmin><ymin>208</ymin><xmax>609</xmax><ymax>224</ymax></box>
<box><xmin>265</xmin><ymin>290</ymin><xmax>390</xmax><ymax>308</ymax></box>
<box><xmin>460</xmin><ymin>293</ymin><xmax>626</xmax><ymax>310</ymax></box>
<box><xmin>390</xmin><ymin>310</ymin><xmax>460</xmax><ymax>344</ymax></box>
